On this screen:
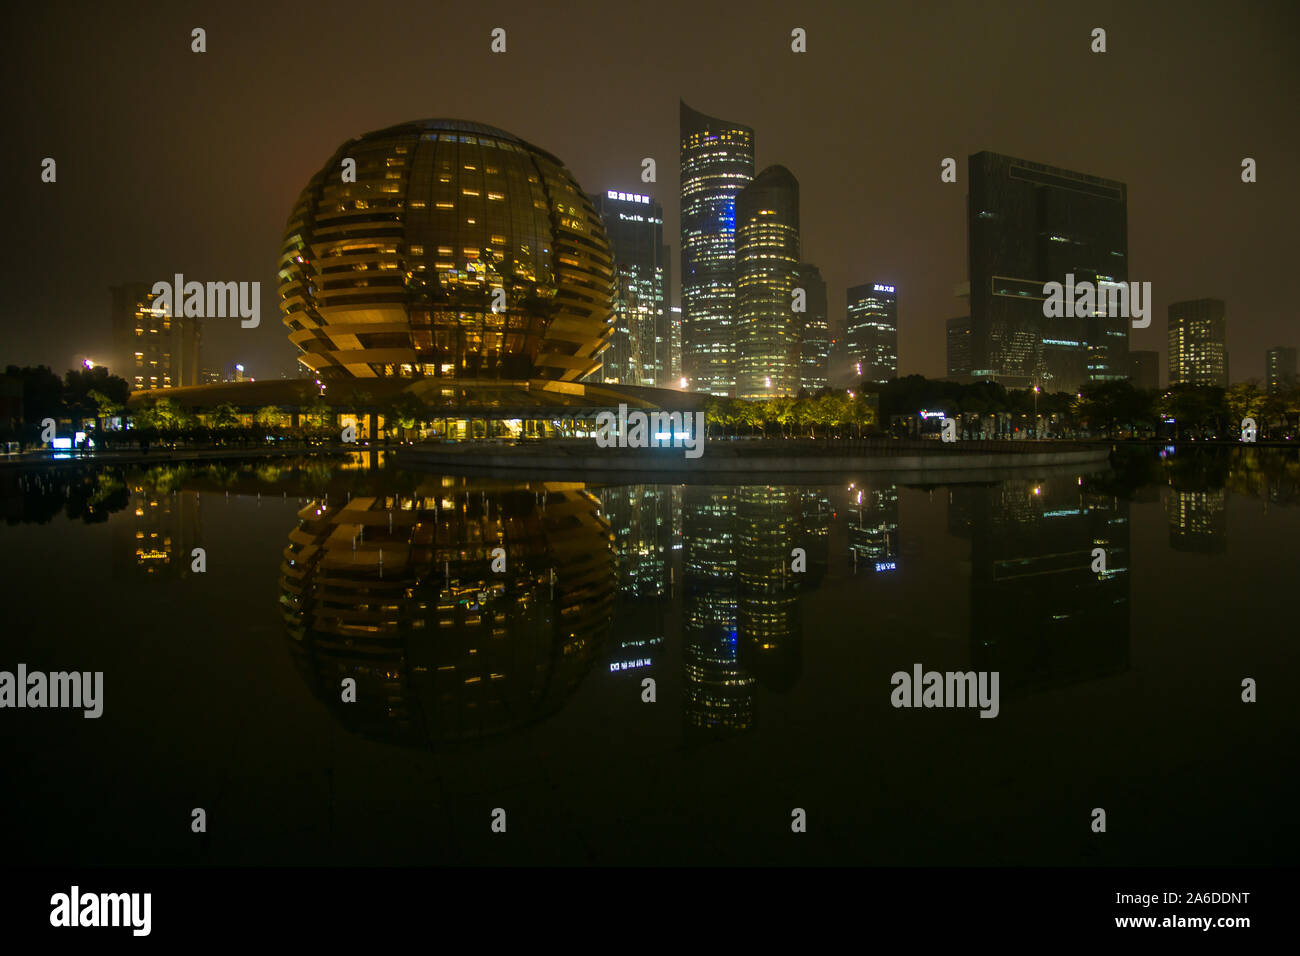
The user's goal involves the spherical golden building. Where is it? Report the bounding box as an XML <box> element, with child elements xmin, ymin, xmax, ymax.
<box><xmin>279</xmin><ymin>120</ymin><xmax>615</xmax><ymax>383</ymax></box>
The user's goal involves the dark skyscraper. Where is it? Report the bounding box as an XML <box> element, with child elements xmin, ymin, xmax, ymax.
<box><xmin>1266</xmin><ymin>346</ymin><xmax>1296</xmax><ymax>395</ymax></box>
<box><xmin>946</xmin><ymin>315</ymin><xmax>972</xmax><ymax>381</ymax></box>
<box><xmin>592</xmin><ymin>190</ymin><xmax>670</xmax><ymax>386</ymax></box>
<box><xmin>967</xmin><ymin>152</ymin><xmax>1129</xmax><ymax>393</ymax></box>
<box><xmin>1128</xmin><ymin>349</ymin><xmax>1159</xmax><ymax>389</ymax></box>
<box><xmin>679</xmin><ymin>101</ymin><xmax>755</xmax><ymax>396</ymax></box>
<box><xmin>795</xmin><ymin>262</ymin><xmax>829</xmax><ymax>393</ymax></box>
<box><xmin>735</xmin><ymin>165</ymin><xmax>800</xmax><ymax>399</ymax></box>
<box><xmin>845</xmin><ymin>283</ymin><xmax>898</xmax><ymax>383</ymax></box>
<box><xmin>1168</xmin><ymin>298</ymin><xmax>1227</xmax><ymax>387</ymax></box>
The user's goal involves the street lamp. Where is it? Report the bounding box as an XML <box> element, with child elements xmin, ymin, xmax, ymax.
<box><xmin>1033</xmin><ymin>385</ymin><xmax>1040</xmax><ymax>437</ymax></box>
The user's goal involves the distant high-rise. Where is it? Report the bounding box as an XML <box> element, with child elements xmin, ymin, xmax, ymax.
<box><xmin>1128</xmin><ymin>349</ymin><xmax>1159</xmax><ymax>389</ymax></box>
<box><xmin>110</xmin><ymin>282</ymin><xmax>201</xmax><ymax>391</ymax></box>
<box><xmin>1266</xmin><ymin>346</ymin><xmax>1297</xmax><ymax>395</ymax></box>
<box><xmin>680</xmin><ymin>101</ymin><xmax>755</xmax><ymax>396</ymax></box>
<box><xmin>669</xmin><ymin>306</ymin><xmax>683</xmax><ymax>383</ymax></box>
<box><xmin>845</xmin><ymin>283</ymin><xmax>898</xmax><ymax>383</ymax></box>
<box><xmin>946</xmin><ymin>316</ymin><xmax>972</xmax><ymax>381</ymax></box>
<box><xmin>735</xmin><ymin>165</ymin><xmax>800</xmax><ymax>399</ymax></box>
<box><xmin>593</xmin><ymin>190</ymin><xmax>670</xmax><ymax>386</ymax></box>
<box><xmin>967</xmin><ymin>151</ymin><xmax>1129</xmax><ymax>393</ymax></box>
<box><xmin>1168</xmin><ymin>299</ymin><xmax>1227</xmax><ymax>387</ymax></box>
<box><xmin>795</xmin><ymin>263</ymin><xmax>829</xmax><ymax>393</ymax></box>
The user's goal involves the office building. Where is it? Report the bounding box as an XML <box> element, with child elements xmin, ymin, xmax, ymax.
<box><xmin>734</xmin><ymin>165</ymin><xmax>800</xmax><ymax>399</ymax></box>
<box><xmin>1128</xmin><ymin>349</ymin><xmax>1159</xmax><ymax>389</ymax></box>
<box><xmin>110</xmin><ymin>282</ymin><xmax>202</xmax><ymax>391</ymax></box>
<box><xmin>845</xmin><ymin>282</ymin><xmax>898</xmax><ymax>383</ymax></box>
<box><xmin>1168</xmin><ymin>298</ymin><xmax>1227</xmax><ymax>387</ymax></box>
<box><xmin>967</xmin><ymin>151</ymin><xmax>1129</xmax><ymax>392</ymax></box>
<box><xmin>593</xmin><ymin>190</ymin><xmax>670</xmax><ymax>387</ymax></box>
<box><xmin>1266</xmin><ymin>346</ymin><xmax>1297</xmax><ymax>395</ymax></box>
<box><xmin>946</xmin><ymin>316</ymin><xmax>972</xmax><ymax>381</ymax></box>
<box><xmin>795</xmin><ymin>263</ymin><xmax>829</xmax><ymax>393</ymax></box>
<box><xmin>679</xmin><ymin>101</ymin><xmax>755</xmax><ymax>395</ymax></box>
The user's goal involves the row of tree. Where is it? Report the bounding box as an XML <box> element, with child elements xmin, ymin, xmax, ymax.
<box><xmin>701</xmin><ymin>392</ymin><xmax>876</xmax><ymax>438</ymax></box>
<box><xmin>864</xmin><ymin>376</ymin><xmax>1300</xmax><ymax>440</ymax></box>
<box><xmin>7</xmin><ymin>362</ymin><xmax>1300</xmax><ymax>448</ymax></box>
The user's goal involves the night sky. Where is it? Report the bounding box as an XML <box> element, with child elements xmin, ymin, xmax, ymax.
<box><xmin>4</xmin><ymin>0</ymin><xmax>1296</xmax><ymax>383</ymax></box>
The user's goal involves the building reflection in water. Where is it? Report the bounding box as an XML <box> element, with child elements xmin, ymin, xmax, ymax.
<box><xmin>846</xmin><ymin>481</ymin><xmax>900</xmax><ymax>573</ymax></box>
<box><xmin>597</xmin><ymin>485</ymin><xmax>678</xmax><ymax>678</ymax></box>
<box><xmin>112</xmin><ymin>481</ymin><xmax>200</xmax><ymax>580</ymax></box>
<box><xmin>950</xmin><ymin>477</ymin><xmax>1131</xmax><ymax>697</ymax></box>
<box><xmin>60</xmin><ymin>446</ymin><xmax>1300</xmax><ymax>748</ymax></box>
<box><xmin>279</xmin><ymin>480</ymin><xmax>615</xmax><ymax>748</ymax></box>
<box><xmin>1167</xmin><ymin>489</ymin><xmax>1227</xmax><ymax>553</ymax></box>
<box><xmin>680</xmin><ymin>485</ymin><xmax>821</xmax><ymax>740</ymax></box>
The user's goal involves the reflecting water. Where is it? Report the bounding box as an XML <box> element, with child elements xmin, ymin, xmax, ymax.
<box><xmin>2</xmin><ymin>447</ymin><xmax>1297</xmax><ymax>864</ymax></box>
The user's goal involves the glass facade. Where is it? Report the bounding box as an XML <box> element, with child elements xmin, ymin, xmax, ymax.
<box><xmin>735</xmin><ymin>165</ymin><xmax>800</xmax><ymax>399</ymax></box>
<box><xmin>967</xmin><ymin>152</ymin><xmax>1129</xmax><ymax>392</ymax></box>
<box><xmin>279</xmin><ymin>120</ymin><xmax>615</xmax><ymax>383</ymax></box>
<box><xmin>795</xmin><ymin>262</ymin><xmax>829</xmax><ymax>393</ymax></box>
<box><xmin>591</xmin><ymin>191</ymin><xmax>670</xmax><ymax>386</ymax></box>
<box><xmin>846</xmin><ymin>283</ymin><xmax>898</xmax><ymax>383</ymax></box>
<box><xmin>946</xmin><ymin>315</ymin><xmax>972</xmax><ymax>380</ymax></box>
<box><xmin>679</xmin><ymin>101</ymin><xmax>755</xmax><ymax>396</ymax></box>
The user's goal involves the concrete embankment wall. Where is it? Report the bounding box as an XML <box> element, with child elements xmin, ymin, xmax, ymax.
<box><xmin>398</xmin><ymin>442</ymin><xmax>1113</xmax><ymax>477</ymax></box>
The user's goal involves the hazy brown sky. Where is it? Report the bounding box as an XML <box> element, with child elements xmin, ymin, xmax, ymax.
<box><xmin>4</xmin><ymin>0</ymin><xmax>1296</xmax><ymax>383</ymax></box>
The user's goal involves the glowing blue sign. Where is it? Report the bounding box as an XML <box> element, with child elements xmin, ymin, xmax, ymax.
<box><xmin>873</xmin><ymin>283</ymin><xmax>895</xmax><ymax>293</ymax></box>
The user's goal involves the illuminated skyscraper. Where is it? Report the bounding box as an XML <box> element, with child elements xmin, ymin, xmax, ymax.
<box><xmin>967</xmin><ymin>151</ymin><xmax>1129</xmax><ymax>392</ymax></box>
<box><xmin>1168</xmin><ymin>298</ymin><xmax>1227</xmax><ymax>387</ymax></box>
<box><xmin>669</xmin><ymin>306</ymin><xmax>683</xmax><ymax>383</ymax></box>
<box><xmin>795</xmin><ymin>263</ymin><xmax>829</xmax><ymax>393</ymax></box>
<box><xmin>735</xmin><ymin>165</ymin><xmax>800</xmax><ymax>399</ymax></box>
<box><xmin>845</xmin><ymin>283</ymin><xmax>898</xmax><ymax>383</ymax></box>
<box><xmin>592</xmin><ymin>190</ymin><xmax>670</xmax><ymax>386</ymax></box>
<box><xmin>679</xmin><ymin>101</ymin><xmax>755</xmax><ymax>396</ymax></box>
<box><xmin>110</xmin><ymin>282</ymin><xmax>201</xmax><ymax>391</ymax></box>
